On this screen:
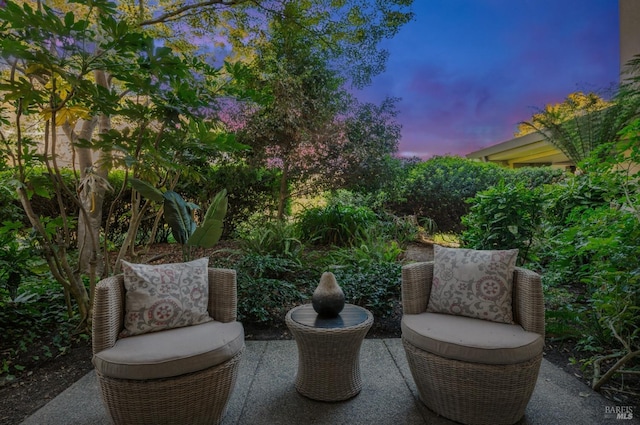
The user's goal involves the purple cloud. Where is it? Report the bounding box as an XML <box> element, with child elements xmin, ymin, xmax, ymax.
<box><xmin>358</xmin><ymin>0</ymin><xmax>619</xmax><ymax>159</ymax></box>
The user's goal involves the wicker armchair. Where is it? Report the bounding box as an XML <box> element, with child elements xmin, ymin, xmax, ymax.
<box><xmin>401</xmin><ymin>261</ymin><xmax>545</xmax><ymax>425</ymax></box>
<box><xmin>92</xmin><ymin>268</ymin><xmax>244</xmax><ymax>425</ymax></box>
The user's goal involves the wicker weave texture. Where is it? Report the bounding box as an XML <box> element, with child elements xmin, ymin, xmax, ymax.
<box><xmin>92</xmin><ymin>268</ymin><xmax>243</xmax><ymax>425</ymax></box>
<box><xmin>92</xmin><ymin>275</ymin><xmax>125</xmax><ymax>356</ymax></box>
<box><xmin>401</xmin><ymin>261</ymin><xmax>545</xmax><ymax>425</ymax></box>
<box><xmin>96</xmin><ymin>349</ymin><xmax>243</xmax><ymax>425</ymax></box>
<box><xmin>401</xmin><ymin>262</ymin><xmax>433</xmax><ymax>315</ymax></box>
<box><xmin>285</xmin><ymin>305</ymin><xmax>373</xmax><ymax>401</ymax></box>
<box><xmin>404</xmin><ymin>339</ymin><xmax>541</xmax><ymax>425</ymax></box>
<box><xmin>512</xmin><ymin>267</ymin><xmax>545</xmax><ymax>337</ymax></box>
<box><xmin>207</xmin><ymin>268</ymin><xmax>238</xmax><ymax>324</ymax></box>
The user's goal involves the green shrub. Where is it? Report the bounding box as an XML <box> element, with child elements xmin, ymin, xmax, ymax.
<box><xmin>461</xmin><ymin>181</ymin><xmax>544</xmax><ymax>264</ymax></box>
<box><xmin>325</xmin><ymin>189</ymin><xmax>371</xmax><ymax>209</ymax></box>
<box><xmin>0</xmin><ymin>171</ymin><xmax>24</xmax><ymax>224</ymax></box>
<box><xmin>396</xmin><ymin>156</ymin><xmax>507</xmax><ymax>233</ymax></box>
<box><xmin>0</xmin><ymin>167</ymin><xmax>78</xmax><ymax>226</ymax></box>
<box><xmin>0</xmin><ymin>222</ymin><xmax>41</xmax><ymax>300</ymax></box>
<box><xmin>213</xmin><ymin>244</ymin><xmax>403</xmax><ymax>324</ymax></box>
<box><xmin>544</xmin><ymin>205</ymin><xmax>640</xmax><ymax>349</ymax></box>
<box><xmin>218</xmin><ymin>253</ymin><xmax>311</xmax><ymax>323</ymax></box>
<box><xmin>542</xmin><ymin>173</ymin><xmax>614</xmax><ymax>230</ymax></box>
<box><xmin>1</xmin><ymin>278</ymin><xmax>80</xmax><ymax>380</ymax></box>
<box><xmin>507</xmin><ymin>166</ymin><xmax>567</xmax><ymax>188</ymax></box>
<box><xmin>331</xmin><ymin>262</ymin><xmax>401</xmax><ymax>318</ymax></box>
<box><xmin>591</xmin><ymin>272</ymin><xmax>639</xmax><ymax>351</ymax></box>
<box><xmin>324</xmin><ymin>190</ymin><xmax>419</xmax><ymax>245</ymax></box>
<box><xmin>358</xmin><ymin>156</ymin><xmax>423</xmax><ymax>213</ymax></box>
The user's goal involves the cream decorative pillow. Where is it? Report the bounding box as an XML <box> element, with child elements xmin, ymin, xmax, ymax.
<box><xmin>427</xmin><ymin>246</ymin><xmax>518</xmax><ymax>324</ymax></box>
<box><xmin>120</xmin><ymin>257</ymin><xmax>212</xmax><ymax>337</ymax></box>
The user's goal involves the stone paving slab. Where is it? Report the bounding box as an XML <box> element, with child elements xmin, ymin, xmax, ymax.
<box><xmin>20</xmin><ymin>339</ymin><xmax>635</xmax><ymax>425</ymax></box>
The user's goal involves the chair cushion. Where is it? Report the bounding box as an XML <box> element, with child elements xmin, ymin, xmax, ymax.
<box><xmin>93</xmin><ymin>320</ymin><xmax>244</xmax><ymax>380</ymax></box>
<box><xmin>120</xmin><ymin>258</ymin><xmax>212</xmax><ymax>337</ymax></box>
<box><xmin>427</xmin><ymin>246</ymin><xmax>518</xmax><ymax>324</ymax></box>
<box><xmin>401</xmin><ymin>312</ymin><xmax>543</xmax><ymax>365</ymax></box>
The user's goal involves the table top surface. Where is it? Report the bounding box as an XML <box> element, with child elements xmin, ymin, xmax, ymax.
<box><xmin>289</xmin><ymin>304</ymin><xmax>371</xmax><ymax>329</ymax></box>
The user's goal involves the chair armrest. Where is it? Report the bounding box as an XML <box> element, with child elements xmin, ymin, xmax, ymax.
<box><xmin>208</xmin><ymin>268</ymin><xmax>238</xmax><ymax>323</ymax></box>
<box><xmin>92</xmin><ymin>275</ymin><xmax>125</xmax><ymax>355</ymax></box>
<box><xmin>401</xmin><ymin>262</ymin><xmax>434</xmax><ymax>315</ymax></box>
<box><xmin>513</xmin><ymin>267</ymin><xmax>545</xmax><ymax>338</ymax></box>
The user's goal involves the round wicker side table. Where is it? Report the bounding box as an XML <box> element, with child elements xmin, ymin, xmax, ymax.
<box><xmin>285</xmin><ymin>303</ymin><xmax>373</xmax><ymax>402</ymax></box>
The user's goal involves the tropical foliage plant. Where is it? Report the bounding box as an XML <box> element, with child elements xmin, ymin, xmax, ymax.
<box><xmin>519</xmin><ymin>91</ymin><xmax>640</xmax><ymax>167</ymax></box>
<box><xmin>130</xmin><ymin>179</ymin><xmax>228</xmax><ymax>261</ymax></box>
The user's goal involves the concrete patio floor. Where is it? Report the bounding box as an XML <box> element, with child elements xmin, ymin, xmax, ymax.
<box><xmin>21</xmin><ymin>339</ymin><xmax>635</xmax><ymax>425</ymax></box>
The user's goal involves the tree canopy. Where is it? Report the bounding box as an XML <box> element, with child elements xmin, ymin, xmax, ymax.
<box><xmin>135</xmin><ymin>0</ymin><xmax>414</xmax><ymax>88</ymax></box>
<box><xmin>233</xmin><ymin>2</ymin><xmax>404</xmax><ymax>217</ymax></box>
<box><xmin>0</xmin><ymin>0</ymin><xmax>414</xmax><ymax>324</ymax></box>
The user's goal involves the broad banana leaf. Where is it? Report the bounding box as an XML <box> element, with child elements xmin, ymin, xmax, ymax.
<box><xmin>129</xmin><ymin>178</ymin><xmax>164</xmax><ymax>203</ymax></box>
<box><xmin>163</xmin><ymin>191</ymin><xmax>196</xmax><ymax>245</ymax></box>
<box><xmin>204</xmin><ymin>189</ymin><xmax>228</xmax><ymax>222</ymax></box>
<box><xmin>187</xmin><ymin>219</ymin><xmax>224</xmax><ymax>248</ymax></box>
<box><xmin>188</xmin><ymin>189</ymin><xmax>228</xmax><ymax>248</ymax></box>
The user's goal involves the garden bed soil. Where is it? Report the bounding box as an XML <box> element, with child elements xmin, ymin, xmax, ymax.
<box><xmin>1</xmin><ymin>241</ymin><xmax>638</xmax><ymax>424</ymax></box>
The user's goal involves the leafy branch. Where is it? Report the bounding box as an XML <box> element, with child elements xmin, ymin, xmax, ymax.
<box><xmin>139</xmin><ymin>0</ymin><xmax>252</xmax><ymax>26</ymax></box>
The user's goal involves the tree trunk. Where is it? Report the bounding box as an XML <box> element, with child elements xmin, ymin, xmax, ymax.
<box><xmin>76</xmin><ymin>71</ymin><xmax>112</xmax><ymax>293</ymax></box>
<box><xmin>17</xmin><ymin>186</ymin><xmax>91</xmax><ymax>327</ymax></box>
<box><xmin>277</xmin><ymin>162</ymin><xmax>289</xmax><ymax>219</ymax></box>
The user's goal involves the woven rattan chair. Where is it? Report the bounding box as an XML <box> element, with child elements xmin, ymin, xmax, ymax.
<box><xmin>401</xmin><ymin>261</ymin><xmax>545</xmax><ymax>425</ymax></box>
<box><xmin>92</xmin><ymin>268</ymin><xmax>244</xmax><ymax>425</ymax></box>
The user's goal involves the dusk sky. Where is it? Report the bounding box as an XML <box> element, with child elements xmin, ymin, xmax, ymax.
<box><xmin>356</xmin><ymin>0</ymin><xmax>620</xmax><ymax>159</ymax></box>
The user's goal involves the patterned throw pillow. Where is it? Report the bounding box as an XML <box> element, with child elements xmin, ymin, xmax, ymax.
<box><xmin>120</xmin><ymin>258</ymin><xmax>212</xmax><ymax>337</ymax></box>
<box><xmin>427</xmin><ymin>246</ymin><xmax>519</xmax><ymax>324</ymax></box>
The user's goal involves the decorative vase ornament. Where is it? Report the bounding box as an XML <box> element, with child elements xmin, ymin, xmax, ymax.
<box><xmin>312</xmin><ymin>272</ymin><xmax>345</xmax><ymax>317</ymax></box>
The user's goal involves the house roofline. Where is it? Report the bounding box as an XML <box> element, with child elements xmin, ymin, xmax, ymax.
<box><xmin>465</xmin><ymin>130</ymin><xmax>550</xmax><ymax>159</ymax></box>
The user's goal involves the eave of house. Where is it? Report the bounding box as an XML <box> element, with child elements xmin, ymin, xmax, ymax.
<box><xmin>466</xmin><ymin>0</ymin><xmax>639</xmax><ymax>170</ymax></box>
<box><xmin>465</xmin><ymin>131</ymin><xmax>571</xmax><ymax>168</ymax></box>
